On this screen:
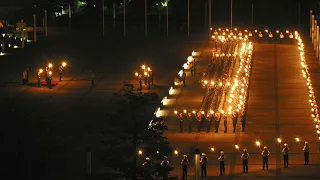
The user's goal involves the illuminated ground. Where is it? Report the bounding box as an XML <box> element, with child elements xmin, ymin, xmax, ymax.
<box><xmin>0</xmin><ymin>32</ymin><xmax>206</xmax><ymax>179</ymax></box>
<box><xmin>163</xmin><ymin>35</ymin><xmax>320</xmax><ymax>178</ymax></box>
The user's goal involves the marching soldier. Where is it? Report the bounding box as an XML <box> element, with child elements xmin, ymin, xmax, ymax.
<box><xmin>214</xmin><ymin>30</ymin><xmax>218</xmax><ymax>35</ymax></box>
<box><xmin>268</xmin><ymin>32</ymin><xmax>273</xmax><ymax>43</ymax></box>
<box><xmin>214</xmin><ymin>113</ymin><xmax>220</xmax><ymax>133</ymax></box>
<box><xmin>223</xmin><ymin>115</ymin><xmax>228</xmax><ymax>133</ymax></box>
<box><xmin>22</xmin><ymin>69</ymin><xmax>27</xmax><ymax>85</ymax></box>
<box><xmin>248</xmin><ymin>31</ymin><xmax>253</xmax><ymax>41</ymax></box>
<box><xmin>230</xmin><ymin>30</ymin><xmax>234</xmax><ymax>36</ymax></box>
<box><xmin>182</xmin><ymin>69</ymin><xmax>186</xmax><ymax>87</ymax></box>
<box><xmin>261</xmin><ymin>146</ymin><xmax>270</xmax><ymax>170</ymax></box>
<box><xmin>241</xmin><ymin>149</ymin><xmax>250</xmax><ymax>173</ymax></box>
<box><xmin>238</xmin><ymin>31</ymin><xmax>243</xmax><ymax>37</ymax></box>
<box><xmin>187</xmin><ymin>112</ymin><xmax>193</xmax><ymax>133</ymax></box>
<box><xmin>25</xmin><ymin>68</ymin><xmax>29</xmax><ymax>84</ymax></box>
<box><xmin>181</xmin><ymin>155</ymin><xmax>189</xmax><ymax>179</ymax></box>
<box><xmin>218</xmin><ymin>151</ymin><xmax>226</xmax><ymax>176</ymax></box>
<box><xmin>139</xmin><ymin>75</ymin><xmax>142</xmax><ymax>90</ymax></box>
<box><xmin>200</xmin><ymin>153</ymin><xmax>208</xmax><ymax>178</ymax></box>
<box><xmin>59</xmin><ymin>65</ymin><xmax>63</xmax><ymax>81</ymax></box>
<box><xmin>280</xmin><ymin>32</ymin><xmax>284</xmax><ymax>44</ymax></box>
<box><xmin>150</xmin><ymin>70</ymin><xmax>154</xmax><ymax>85</ymax></box>
<box><xmin>258</xmin><ymin>32</ymin><xmax>263</xmax><ymax>42</ymax></box>
<box><xmin>282</xmin><ymin>143</ymin><xmax>290</xmax><ymax>168</ymax></box>
<box><xmin>91</xmin><ymin>71</ymin><xmax>95</xmax><ymax>87</ymax></box>
<box><xmin>206</xmin><ymin>112</ymin><xmax>212</xmax><ymax>133</ymax></box>
<box><xmin>289</xmin><ymin>33</ymin><xmax>294</xmax><ymax>44</ymax></box>
<box><xmin>148</xmin><ymin>75</ymin><xmax>151</xmax><ymax>90</ymax></box>
<box><xmin>142</xmin><ymin>157</ymin><xmax>152</xmax><ymax>179</ymax></box>
<box><xmin>232</xmin><ymin>113</ymin><xmax>238</xmax><ymax>133</ymax></box>
<box><xmin>144</xmin><ymin>72</ymin><xmax>148</xmax><ymax>85</ymax></box>
<box><xmin>160</xmin><ymin>156</ymin><xmax>170</xmax><ymax>180</ymax></box>
<box><xmin>303</xmin><ymin>142</ymin><xmax>310</xmax><ymax>165</ymax></box>
<box><xmin>178</xmin><ymin>113</ymin><xmax>184</xmax><ymax>133</ymax></box>
<box><xmin>222</xmin><ymin>30</ymin><xmax>226</xmax><ymax>36</ymax></box>
<box><xmin>196</xmin><ymin>112</ymin><xmax>202</xmax><ymax>133</ymax></box>
<box><xmin>241</xmin><ymin>115</ymin><xmax>246</xmax><ymax>132</ymax></box>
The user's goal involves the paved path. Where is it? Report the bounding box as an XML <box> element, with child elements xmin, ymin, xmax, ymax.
<box><xmin>164</xmin><ymin>39</ymin><xmax>320</xmax><ymax>179</ymax></box>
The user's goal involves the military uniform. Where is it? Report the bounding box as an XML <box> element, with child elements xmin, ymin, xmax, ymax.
<box><xmin>261</xmin><ymin>147</ymin><xmax>270</xmax><ymax>170</ymax></box>
<box><xmin>282</xmin><ymin>144</ymin><xmax>290</xmax><ymax>168</ymax></box>
<box><xmin>200</xmin><ymin>153</ymin><xmax>208</xmax><ymax>178</ymax></box>
<box><xmin>241</xmin><ymin>149</ymin><xmax>250</xmax><ymax>173</ymax></box>
<box><xmin>218</xmin><ymin>152</ymin><xmax>226</xmax><ymax>176</ymax></box>
<box><xmin>303</xmin><ymin>142</ymin><xmax>310</xmax><ymax>165</ymax></box>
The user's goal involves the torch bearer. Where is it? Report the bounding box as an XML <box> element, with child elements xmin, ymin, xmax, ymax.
<box><xmin>48</xmin><ymin>70</ymin><xmax>52</xmax><ymax>89</ymax></box>
<box><xmin>38</xmin><ymin>69</ymin><xmax>43</xmax><ymax>87</ymax></box>
<box><xmin>60</xmin><ymin>61</ymin><xmax>67</xmax><ymax>81</ymax></box>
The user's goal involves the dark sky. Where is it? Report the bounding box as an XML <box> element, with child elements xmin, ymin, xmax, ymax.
<box><xmin>0</xmin><ymin>0</ymin><xmax>36</xmax><ymax>6</ymax></box>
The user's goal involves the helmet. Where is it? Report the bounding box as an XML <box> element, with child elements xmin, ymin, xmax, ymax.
<box><xmin>305</xmin><ymin>141</ymin><xmax>308</xmax><ymax>144</ymax></box>
<box><xmin>183</xmin><ymin>155</ymin><xmax>187</xmax><ymax>158</ymax></box>
<box><xmin>201</xmin><ymin>153</ymin><xmax>206</xmax><ymax>156</ymax></box>
<box><xmin>146</xmin><ymin>157</ymin><xmax>150</xmax><ymax>161</ymax></box>
<box><xmin>264</xmin><ymin>146</ymin><xmax>267</xmax><ymax>149</ymax></box>
<box><xmin>220</xmin><ymin>151</ymin><xmax>224</xmax><ymax>154</ymax></box>
<box><xmin>284</xmin><ymin>143</ymin><xmax>288</xmax><ymax>146</ymax></box>
<box><xmin>243</xmin><ymin>149</ymin><xmax>247</xmax><ymax>152</ymax></box>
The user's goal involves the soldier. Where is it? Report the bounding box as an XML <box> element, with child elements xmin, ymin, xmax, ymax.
<box><xmin>59</xmin><ymin>65</ymin><xmax>63</xmax><ymax>81</ymax></box>
<box><xmin>261</xmin><ymin>146</ymin><xmax>270</xmax><ymax>170</ymax></box>
<box><xmin>91</xmin><ymin>71</ymin><xmax>95</xmax><ymax>87</ymax></box>
<box><xmin>222</xmin><ymin>30</ymin><xmax>226</xmax><ymax>36</ymax></box>
<box><xmin>182</xmin><ymin>69</ymin><xmax>186</xmax><ymax>87</ymax></box>
<box><xmin>223</xmin><ymin>115</ymin><xmax>228</xmax><ymax>133</ymax></box>
<box><xmin>214</xmin><ymin>113</ymin><xmax>220</xmax><ymax>133</ymax></box>
<box><xmin>22</xmin><ymin>69</ymin><xmax>27</xmax><ymax>85</ymax></box>
<box><xmin>268</xmin><ymin>32</ymin><xmax>273</xmax><ymax>43</ymax></box>
<box><xmin>181</xmin><ymin>155</ymin><xmax>189</xmax><ymax>179</ymax></box>
<box><xmin>218</xmin><ymin>151</ymin><xmax>226</xmax><ymax>176</ymax></box>
<box><xmin>241</xmin><ymin>149</ymin><xmax>250</xmax><ymax>173</ymax></box>
<box><xmin>238</xmin><ymin>30</ymin><xmax>242</xmax><ymax>37</ymax></box>
<box><xmin>241</xmin><ymin>115</ymin><xmax>246</xmax><ymax>132</ymax></box>
<box><xmin>200</xmin><ymin>153</ymin><xmax>208</xmax><ymax>178</ymax></box>
<box><xmin>139</xmin><ymin>75</ymin><xmax>142</xmax><ymax>90</ymax></box>
<box><xmin>160</xmin><ymin>156</ymin><xmax>170</xmax><ymax>180</ymax></box>
<box><xmin>147</xmin><ymin>75</ymin><xmax>151</xmax><ymax>90</ymax></box>
<box><xmin>214</xmin><ymin>30</ymin><xmax>218</xmax><ymax>35</ymax></box>
<box><xmin>178</xmin><ymin>113</ymin><xmax>184</xmax><ymax>133</ymax></box>
<box><xmin>196</xmin><ymin>112</ymin><xmax>202</xmax><ymax>133</ymax></box>
<box><xmin>150</xmin><ymin>70</ymin><xmax>154</xmax><ymax>85</ymax></box>
<box><xmin>144</xmin><ymin>72</ymin><xmax>148</xmax><ymax>85</ymax></box>
<box><xmin>25</xmin><ymin>68</ymin><xmax>29</xmax><ymax>84</ymax></box>
<box><xmin>142</xmin><ymin>157</ymin><xmax>152</xmax><ymax>179</ymax></box>
<box><xmin>289</xmin><ymin>33</ymin><xmax>294</xmax><ymax>44</ymax></box>
<box><xmin>230</xmin><ymin>30</ymin><xmax>234</xmax><ymax>36</ymax></box>
<box><xmin>282</xmin><ymin>143</ymin><xmax>290</xmax><ymax>168</ymax></box>
<box><xmin>258</xmin><ymin>32</ymin><xmax>263</xmax><ymax>41</ymax></box>
<box><xmin>248</xmin><ymin>31</ymin><xmax>253</xmax><ymax>41</ymax></box>
<box><xmin>232</xmin><ymin>113</ymin><xmax>237</xmax><ymax>133</ymax></box>
<box><xmin>187</xmin><ymin>112</ymin><xmax>193</xmax><ymax>132</ymax></box>
<box><xmin>303</xmin><ymin>142</ymin><xmax>310</xmax><ymax>165</ymax></box>
<box><xmin>280</xmin><ymin>32</ymin><xmax>284</xmax><ymax>44</ymax></box>
<box><xmin>206</xmin><ymin>112</ymin><xmax>213</xmax><ymax>133</ymax></box>
<box><xmin>37</xmin><ymin>69</ymin><xmax>42</xmax><ymax>87</ymax></box>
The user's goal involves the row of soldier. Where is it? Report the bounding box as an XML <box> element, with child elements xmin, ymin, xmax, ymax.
<box><xmin>212</xmin><ymin>29</ymin><xmax>295</xmax><ymax>44</ymax></box>
<box><xmin>178</xmin><ymin>142</ymin><xmax>310</xmax><ymax>178</ymax></box>
<box><xmin>175</xmin><ymin>111</ymin><xmax>247</xmax><ymax>133</ymax></box>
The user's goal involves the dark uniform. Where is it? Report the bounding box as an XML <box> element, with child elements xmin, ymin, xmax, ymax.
<box><xmin>178</xmin><ymin>113</ymin><xmax>183</xmax><ymax>133</ymax></box>
<box><xmin>139</xmin><ymin>76</ymin><xmax>142</xmax><ymax>90</ymax></box>
<box><xmin>214</xmin><ymin>113</ymin><xmax>220</xmax><ymax>133</ymax></box>
<box><xmin>241</xmin><ymin>149</ymin><xmax>250</xmax><ymax>173</ymax></box>
<box><xmin>282</xmin><ymin>144</ymin><xmax>290</xmax><ymax>168</ymax></box>
<box><xmin>268</xmin><ymin>32</ymin><xmax>273</xmax><ymax>43</ymax></box>
<box><xmin>160</xmin><ymin>157</ymin><xmax>169</xmax><ymax>180</ymax></box>
<box><xmin>303</xmin><ymin>142</ymin><xmax>310</xmax><ymax>165</ymax></box>
<box><xmin>289</xmin><ymin>33</ymin><xmax>294</xmax><ymax>44</ymax></box>
<box><xmin>187</xmin><ymin>113</ymin><xmax>192</xmax><ymax>132</ymax></box>
<box><xmin>241</xmin><ymin>115</ymin><xmax>246</xmax><ymax>132</ymax></box>
<box><xmin>200</xmin><ymin>153</ymin><xmax>208</xmax><ymax>178</ymax></box>
<box><xmin>232</xmin><ymin>114</ymin><xmax>237</xmax><ymax>133</ymax></box>
<box><xmin>142</xmin><ymin>158</ymin><xmax>152</xmax><ymax>179</ymax></box>
<box><xmin>218</xmin><ymin>152</ymin><xmax>226</xmax><ymax>176</ymax></box>
<box><xmin>258</xmin><ymin>32</ymin><xmax>263</xmax><ymax>42</ymax></box>
<box><xmin>261</xmin><ymin>147</ymin><xmax>270</xmax><ymax>170</ymax></box>
<box><xmin>181</xmin><ymin>155</ymin><xmax>189</xmax><ymax>179</ymax></box>
<box><xmin>280</xmin><ymin>32</ymin><xmax>284</xmax><ymax>44</ymax></box>
<box><xmin>22</xmin><ymin>70</ymin><xmax>27</xmax><ymax>85</ymax></box>
<box><xmin>59</xmin><ymin>66</ymin><xmax>63</xmax><ymax>81</ymax></box>
<box><xmin>223</xmin><ymin>115</ymin><xmax>227</xmax><ymax>133</ymax></box>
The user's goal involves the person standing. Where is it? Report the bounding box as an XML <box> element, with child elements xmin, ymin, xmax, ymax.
<box><xmin>182</xmin><ymin>70</ymin><xmax>186</xmax><ymax>87</ymax></box>
<box><xmin>268</xmin><ymin>32</ymin><xmax>273</xmax><ymax>43</ymax></box>
<box><xmin>142</xmin><ymin>157</ymin><xmax>152</xmax><ymax>179</ymax></box>
<box><xmin>178</xmin><ymin>113</ymin><xmax>184</xmax><ymax>133</ymax></box>
<box><xmin>181</xmin><ymin>155</ymin><xmax>189</xmax><ymax>179</ymax></box>
<box><xmin>150</xmin><ymin>70</ymin><xmax>154</xmax><ymax>85</ymax></box>
<box><xmin>200</xmin><ymin>153</ymin><xmax>208</xmax><ymax>178</ymax></box>
<box><xmin>303</xmin><ymin>142</ymin><xmax>310</xmax><ymax>165</ymax></box>
<box><xmin>241</xmin><ymin>149</ymin><xmax>250</xmax><ymax>173</ymax></box>
<box><xmin>22</xmin><ymin>69</ymin><xmax>27</xmax><ymax>85</ymax></box>
<box><xmin>218</xmin><ymin>151</ymin><xmax>226</xmax><ymax>176</ymax></box>
<box><xmin>139</xmin><ymin>75</ymin><xmax>142</xmax><ymax>90</ymax></box>
<box><xmin>282</xmin><ymin>143</ymin><xmax>290</xmax><ymax>168</ymax></box>
<box><xmin>232</xmin><ymin>113</ymin><xmax>237</xmax><ymax>133</ymax></box>
<box><xmin>25</xmin><ymin>68</ymin><xmax>29</xmax><ymax>84</ymax></box>
<box><xmin>261</xmin><ymin>146</ymin><xmax>270</xmax><ymax>170</ymax></box>
<box><xmin>280</xmin><ymin>32</ymin><xmax>284</xmax><ymax>44</ymax></box>
<box><xmin>223</xmin><ymin>115</ymin><xmax>228</xmax><ymax>133</ymax></box>
<box><xmin>258</xmin><ymin>32</ymin><xmax>263</xmax><ymax>42</ymax></box>
<box><xmin>59</xmin><ymin>65</ymin><xmax>63</xmax><ymax>81</ymax></box>
<box><xmin>289</xmin><ymin>33</ymin><xmax>294</xmax><ymax>44</ymax></box>
<box><xmin>241</xmin><ymin>115</ymin><xmax>246</xmax><ymax>132</ymax></box>
<box><xmin>160</xmin><ymin>156</ymin><xmax>169</xmax><ymax>180</ymax></box>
